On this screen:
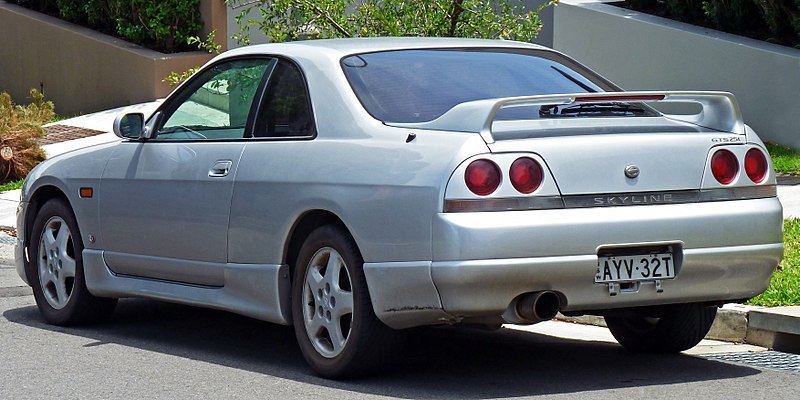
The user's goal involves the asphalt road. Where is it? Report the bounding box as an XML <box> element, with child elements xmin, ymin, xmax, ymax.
<box><xmin>2</xmin><ymin>243</ymin><xmax>799</xmax><ymax>399</ymax></box>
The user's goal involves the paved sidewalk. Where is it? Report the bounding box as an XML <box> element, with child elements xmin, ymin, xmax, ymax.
<box><xmin>0</xmin><ymin>190</ymin><xmax>18</xmax><ymax>230</ymax></box>
<box><xmin>1</xmin><ymin>101</ymin><xmax>799</xmax><ymax>354</ymax></box>
<box><xmin>778</xmin><ymin>184</ymin><xmax>800</xmax><ymax>219</ymax></box>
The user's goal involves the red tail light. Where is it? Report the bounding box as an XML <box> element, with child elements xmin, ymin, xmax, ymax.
<box><xmin>744</xmin><ymin>148</ymin><xmax>768</xmax><ymax>183</ymax></box>
<box><xmin>711</xmin><ymin>149</ymin><xmax>738</xmax><ymax>185</ymax></box>
<box><xmin>509</xmin><ymin>157</ymin><xmax>544</xmax><ymax>194</ymax></box>
<box><xmin>465</xmin><ymin>159</ymin><xmax>501</xmax><ymax>196</ymax></box>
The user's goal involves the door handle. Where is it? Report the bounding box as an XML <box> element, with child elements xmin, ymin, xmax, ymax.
<box><xmin>209</xmin><ymin>160</ymin><xmax>233</xmax><ymax>177</ymax></box>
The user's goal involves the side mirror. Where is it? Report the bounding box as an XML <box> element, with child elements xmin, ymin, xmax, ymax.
<box><xmin>113</xmin><ymin>113</ymin><xmax>145</xmax><ymax>139</ymax></box>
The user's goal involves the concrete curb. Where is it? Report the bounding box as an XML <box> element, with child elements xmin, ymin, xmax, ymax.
<box><xmin>557</xmin><ymin>303</ymin><xmax>800</xmax><ymax>353</ymax></box>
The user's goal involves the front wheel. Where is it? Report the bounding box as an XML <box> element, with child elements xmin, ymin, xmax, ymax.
<box><xmin>605</xmin><ymin>303</ymin><xmax>717</xmax><ymax>353</ymax></box>
<box><xmin>291</xmin><ymin>225</ymin><xmax>402</xmax><ymax>379</ymax></box>
<box><xmin>28</xmin><ymin>199</ymin><xmax>117</xmax><ymax>325</ymax></box>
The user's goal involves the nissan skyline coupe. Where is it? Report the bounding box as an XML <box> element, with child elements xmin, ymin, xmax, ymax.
<box><xmin>15</xmin><ymin>37</ymin><xmax>782</xmax><ymax>378</ymax></box>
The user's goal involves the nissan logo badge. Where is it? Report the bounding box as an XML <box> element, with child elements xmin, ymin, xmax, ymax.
<box><xmin>625</xmin><ymin>165</ymin><xmax>640</xmax><ymax>179</ymax></box>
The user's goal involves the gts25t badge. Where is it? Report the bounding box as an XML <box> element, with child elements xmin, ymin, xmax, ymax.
<box><xmin>712</xmin><ymin>137</ymin><xmax>742</xmax><ymax>143</ymax></box>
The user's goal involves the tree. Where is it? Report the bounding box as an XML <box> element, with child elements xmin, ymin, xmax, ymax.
<box><xmin>227</xmin><ymin>0</ymin><xmax>556</xmax><ymax>44</ymax></box>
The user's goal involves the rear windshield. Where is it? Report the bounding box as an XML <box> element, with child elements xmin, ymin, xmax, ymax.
<box><xmin>341</xmin><ymin>49</ymin><xmax>611</xmax><ymax>123</ymax></box>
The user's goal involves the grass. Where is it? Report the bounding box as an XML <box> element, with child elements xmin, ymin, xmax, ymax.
<box><xmin>747</xmin><ymin>218</ymin><xmax>800</xmax><ymax>307</ymax></box>
<box><xmin>0</xmin><ymin>179</ymin><xmax>23</xmax><ymax>193</ymax></box>
<box><xmin>748</xmin><ymin>143</ymin><xmax>800</xmax><ymax>306</ymax></box>
<box><xmin>765</xmin><ymin>142</ymin><xmax>800</xmax><ymax>175</ymax></box>
<box><xmin>50</xmin><ymin>113</ymin><xmax>82</xmax><ymax>124</ymax></box>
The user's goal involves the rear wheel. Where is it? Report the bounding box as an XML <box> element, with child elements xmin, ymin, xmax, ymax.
<box><xmin>28</xmin><ymin>199</ymin><xmax>117</xmax><ymax>325</ymax></box>
<box><xmin>291</xmin><ymin>225</ymin><xmax>401</xmax><ymax>379</ymax></box>
<box><xmin>605</xmin><ymin>303</ymin><xmax>717</xmax><ymax>353</ymax></box>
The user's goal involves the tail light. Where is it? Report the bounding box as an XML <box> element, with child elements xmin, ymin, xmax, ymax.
<box><xmin>711</xmin><ymin>149</ymin><xmax>738</xmax><ymax>185</ymax></box>
<box><xmin>465</xmin><ymin>159</ymin><xmax>501</xmax><ymax>196</ymax></box>
<box><xmin>744</xmin><ymin>148</ymin><xmax>768</xmax><ymax>183</ymax></box>
<box><xmin>510</xmin><ymin>157</ymin><xmax>544</xmax><ymax>194</ymax></box>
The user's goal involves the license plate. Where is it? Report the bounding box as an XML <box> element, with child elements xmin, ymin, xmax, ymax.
<box><xmin>595</xmin><ymin>253</ymin><xmax>675</xmax><ymax>283</ymax></box>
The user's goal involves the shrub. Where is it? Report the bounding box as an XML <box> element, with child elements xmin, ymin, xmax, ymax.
<box><xmin>55</xmin><ymin>0</ymin><xmax>87</xmax><ymax>23</ymax></box>
<box><xmin>791</xmin><ymin>9</ymin><xmax>799</xmax><ymax>46</ymax></box>
<box><xmin>627</xmin><ymin>0</ymin><xmax>660</xmax><ymax>9</ymax></box>
<box><xmin>756</xmin><ymin>0</ymin><xmax>800</xmax><ymax>40</ymax></box>
<box><xmin>8</xmin><ymin>0</ymin><xmax>202</xmax><ymax>53</ymax></box>
<box><xmin>757</xmin><ymin>0</ymin><xmax>791</xmax><ymax>36</ymax></box>
<box><xmin>0</xmin><ymin>89</ymin><xmax>50</xmax><ymax>183</ymax></box>
<box><xmin>114</xmin><ymin>0</ymin><xmax>203</xmax><ymax>53</ymax></box>
<box><xmin>626</xmin><ymin>0</ymin><xmax>800</xmax><ymax>47</ymax></box>
<box><xmin>702</xmin><ymin>0</ymin><xmax>766</xmax><ymax>32</ymax></box>
<box><xmin>664</xmin><ymin>0</ymin><xmax>706</xmax><ymax>23</ymax></box>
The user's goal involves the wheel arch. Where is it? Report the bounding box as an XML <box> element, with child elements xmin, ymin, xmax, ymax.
<box><xmin>24</xmin><ymin>185</ymin><xmax>72</xmax><ymax>242</ymax></box>
<box><xmin>283</xmin><ymin>210</ymin><xmax>357</xmax><ymax>276</ymax></box>
<box><xmin>21</xmin><ymin>185</ymin><xmax>72</xmax><ymax>284</ymax></box>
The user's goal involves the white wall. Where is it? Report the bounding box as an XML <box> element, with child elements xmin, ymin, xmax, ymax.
<box><xmin>552</xmin><ymin>0</ymin><xmax>800</xmax><ymax>147</ymax></box>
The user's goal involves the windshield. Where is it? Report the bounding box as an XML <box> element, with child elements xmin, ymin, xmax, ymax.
<box><xmin>341</xmin><ymin>49</ymin><xmax>612</xmax><ymax>123</ymax></box>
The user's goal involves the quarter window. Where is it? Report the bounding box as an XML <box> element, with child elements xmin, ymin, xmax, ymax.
<box><xmin>155</xmin><ymin>58</ymin><xmax>274</xmax><ymax>140</ymax></box>
<box><xmin>253</xmin><ymin>60</ymin><xmax>315</xmax><ymax>138</ymax></box>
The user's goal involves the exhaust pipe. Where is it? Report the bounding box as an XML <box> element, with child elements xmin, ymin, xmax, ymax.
<box><xmin>515</xmin><ymin>291</ymin><xmax>561</xmax><ymax>323</ymax></box>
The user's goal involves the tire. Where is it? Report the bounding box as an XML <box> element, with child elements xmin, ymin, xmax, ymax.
<box><xmin>27</xmin><ymin>199</ymin><xmax>117</xmax><ymax>325</ymax></box>
<box><xmin>605</xmin><ymin>303</ymin><xmax>717</xmax><ymax>353</ymax></box>
<box><xmin>291</xmin><ymin>225</ymin><xmax>402</xmax><ymax>379</ymax></box>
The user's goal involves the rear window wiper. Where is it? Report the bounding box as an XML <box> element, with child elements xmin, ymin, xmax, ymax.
<box><xmin>539</xmin><ymin>102</ymin><xmax>651</xmax><ymax>118</ymax></box>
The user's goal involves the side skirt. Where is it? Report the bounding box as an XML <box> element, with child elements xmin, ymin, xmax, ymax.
<box><xmin>82</xmin><ymin>249</ymin><xmax>292</xmax><ymax>325</ymax></box>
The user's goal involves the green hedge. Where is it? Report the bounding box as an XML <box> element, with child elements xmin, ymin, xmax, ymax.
<box><xmin>626</xmin><ymin>0</ymin><xmax>800</xmax><ymax>47</ymax></box>
<box><xmin>10</xmin><ymin>0</ymin><xmax>202</xmax><ymax>53</ymax></box>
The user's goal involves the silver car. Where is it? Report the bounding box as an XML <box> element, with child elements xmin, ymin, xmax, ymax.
<box><xmin>16</xmin><ymin>38</ymin><xmax>782</xmax><ymax>378</ymax></box>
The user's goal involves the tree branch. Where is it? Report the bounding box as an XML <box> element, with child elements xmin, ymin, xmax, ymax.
<box><xmin>448</xmin><ymin>0</ymin><xmax>464</xmax><ymax>37</ymax></box>
<box><xmin>300</xmin><ymin>0</ymin><xmax>352</xmax><ymax>37</ymax></box>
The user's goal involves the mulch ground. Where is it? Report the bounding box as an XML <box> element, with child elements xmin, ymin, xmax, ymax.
<box><xmin>39</xmin><ymin>124</ymin><xmax>106</xmax><ymax>145</ymax></box>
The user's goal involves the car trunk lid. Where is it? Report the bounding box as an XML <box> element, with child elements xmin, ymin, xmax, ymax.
<box><xmin>487</xmin><ymin>116</ymin><xmax>737</xmax><ymax>195</ymax></box>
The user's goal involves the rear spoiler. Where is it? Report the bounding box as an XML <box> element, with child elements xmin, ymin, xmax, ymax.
<box><xmin>389</xmin><ymin>91</ymin><xmax>744</xmax><ymax>144</ymax></box>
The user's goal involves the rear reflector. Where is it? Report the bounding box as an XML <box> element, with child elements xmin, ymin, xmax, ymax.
<box><xmin>445</xmin><ymin>196</ymin><xmax>565</xmax><ymax>212</ymax></box>
<box><xmin>700</xmin><ymin>185</ymin><xmax>777</xmax><ymax>201</ymax></box>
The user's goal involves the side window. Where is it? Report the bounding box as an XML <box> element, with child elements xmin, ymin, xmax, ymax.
<box><xmin>155</xmin><ymin>58</ymin><xmax>274</xmax><ymax>140</ymax></box>
<box><xmin>253</xmin><ymin>60</ymin><xmax>316</xmax><ymax>138</ymax></box>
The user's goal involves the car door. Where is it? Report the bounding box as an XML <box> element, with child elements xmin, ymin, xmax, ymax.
<box><xmin>227</xmin><ymin>58</ymin><xmax>318</xmax><ymax>265</ymax></box>
<box><xmin>98</xmin><ymin>57</ymin><xmax>276</xmax><ymax>286</ymax></box>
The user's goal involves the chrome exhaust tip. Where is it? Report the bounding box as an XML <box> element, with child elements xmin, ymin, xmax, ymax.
<box><xmin>515</xmin><ymin>291</ymin><xmax>561</xmax><ymax>323</ymax></box>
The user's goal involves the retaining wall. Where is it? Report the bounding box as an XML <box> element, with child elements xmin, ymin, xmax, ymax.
<box><xmin>552</xmin><ymin>0</ymin><xmax>800</xmax><ymax>147</ymax></box>
<box><xmin>0</xmin><ymin>1</ymin><xmax>220</xmax><ymax>115</ymax></box>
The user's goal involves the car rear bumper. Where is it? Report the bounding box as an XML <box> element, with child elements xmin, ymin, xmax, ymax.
<box><xmin>364</xmin><ymin>198</ymin><xmax>783</xmax><ymax>329</ymax></box>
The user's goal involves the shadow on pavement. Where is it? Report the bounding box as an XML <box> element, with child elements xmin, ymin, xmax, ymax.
<box><xmin>4</xmin><ymin>298</ymin><xmax>760</xmax><ymax>398</ymax></box>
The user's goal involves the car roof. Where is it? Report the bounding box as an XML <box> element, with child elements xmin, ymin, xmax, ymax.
<box><xmin>219</xmin><ymin>37</ymin><xmax>553</xmax><ymax>60</ymax></box>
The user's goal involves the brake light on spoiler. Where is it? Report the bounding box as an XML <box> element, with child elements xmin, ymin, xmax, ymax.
<box><xmin>573</xmin><ymin>94</ymin><xmax>666</xmax><ymax>102</ymax></box>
